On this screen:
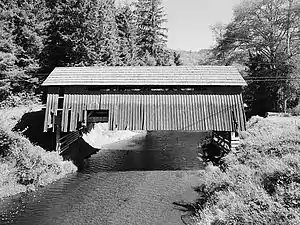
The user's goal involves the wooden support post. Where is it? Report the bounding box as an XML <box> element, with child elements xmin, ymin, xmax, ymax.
<box><xmin>231</xmin><ymin>110</ymin><xmax>240</xmax><ymax>150</ymax></box>
<box><xmin>55</xmin><ymin>125</ymin><xmax>61</xmax><ymax>152</ymax></box>
<box><xmin>82</xmin><ymin>109</ymin><xmax>88</xmax><ymax>127</ymax></box>
<box><xmin>230</xmin><ymin>131</ymin><xmax>240</xmax><ymax>150</ymax></box>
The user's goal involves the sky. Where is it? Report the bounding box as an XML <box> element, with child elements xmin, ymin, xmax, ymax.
<box><xmin>118</xmin><ymin>0</ymin><xmax>243</xmax><ymax>51</ymax></box>
<box><xmin>163</xmin><ymin>0</ymin><xmax>242</xmax><ymax>51</ymax></box>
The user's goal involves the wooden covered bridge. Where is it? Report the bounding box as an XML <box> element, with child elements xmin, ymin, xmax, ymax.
<box><xmin>42</xmin><ymin>66</ymin><xmax>247</xmax><ymax>154</ymax></box>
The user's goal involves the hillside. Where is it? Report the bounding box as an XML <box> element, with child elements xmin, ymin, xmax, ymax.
<box><xmin>175</xmin><ymin>49</ymin><xmax>212</xmax><ymax>66</ymax></box>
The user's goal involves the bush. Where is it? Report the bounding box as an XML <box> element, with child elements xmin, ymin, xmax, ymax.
<box><xmin>288</xmin><ymin>104</ymin><xmax>300</xmax><ymax>116</ymax></box>
<box><xmin>0</xmin><ymin>81</ymin><xmax>11</xmax><ymax>101</ymax></box>
<box><xmin>0</xmin><ymin>114</ymin><xmax>77</xmax><ymax>199</ymax></box>
<box><xmin>181</xmin><ymin>116</ymin><xmax>300</xmax><ymax>225</ymax></box>
<box><xmin>0</xmin><ymin>92</ymin><xmax>41</xmax><ymax>109</ymax></box>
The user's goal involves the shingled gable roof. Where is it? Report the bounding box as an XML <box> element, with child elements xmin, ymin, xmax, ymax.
<box><xmin>42</xmin><ymin>66</ymin><xmax>247</xmax><ymax>86</ymax></box>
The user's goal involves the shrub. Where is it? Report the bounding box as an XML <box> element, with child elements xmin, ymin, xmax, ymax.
<box><xmin>0</xmin><ymin>92</ymin><xmax>41</xmax><ymax>109</ymax></box>
<box><xmin>288</xmin><ymin>104</ymin><xmax>300</xmax><ymax>116</ymax></box>
<box><xmin>0</xmin><ymin>116</ymin><xmax>77</xmax><ymax>198</ymax></box>
<box><xmin>180</xmin><ymin>116</ymin><xmax>300</xmax><ymax>225</ymax></box>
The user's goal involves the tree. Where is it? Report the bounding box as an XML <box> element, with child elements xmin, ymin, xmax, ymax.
<box><xmin>134</xmin><ymin>0</ymin><xmax>170</xmax><ymax>65</ymax></box>
<box><xmin>115</xmin><ymin>4</ymin><xmax>139</xmax><ymax>65</ymax></box>
<box><xmin>97</xmin><ymin>0</ymin><xmax>120</xmax><ymax>66</ymax></box>
<box><xmin>173</xmin><ymin>51</ymin><xmax>183</xmax><ymax>66</ymax></box>
<box><xmin>213</xmin><ymin>0</ymin><xmax>300</xmax><ymax>115</ymax></box>
<box><xmin>40</xmin><ymin>0</ymin><xmax>97</xmax><ymax>71</ymax></box>
<box><xmin>41</xmin><ymin>0</ymin><xmax>127</xmax><ymax>70</ymax></box>
<box><xmin>0</xmin><ymin>0</ymin><xmax>47</xmax><ymax>98</ymax></box>
<box><xmin>214</xmin><ymin>0</ymin><xmax>300</xmax><ymax>64</ymax></box>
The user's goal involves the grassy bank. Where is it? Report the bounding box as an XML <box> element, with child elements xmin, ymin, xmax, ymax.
<box><xmin>189</xmin><ymin>116</ymin><xmax>300</xmax><ymax>225</ymax></box>
<box><xmin>0</xmin><ymin>105</ymin><xmax>77</xmax><ymax>199</ymax></box>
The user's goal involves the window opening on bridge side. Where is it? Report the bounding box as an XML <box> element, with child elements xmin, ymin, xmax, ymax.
<box><xmin>58</xmin><ymin>87</ymin><xmax>65</xmax><ymax>110</ymax></box>
<box><xmin>87</xmin><ymin>110</ymin><xmax>109</xmax><ymax>123</ymax></box>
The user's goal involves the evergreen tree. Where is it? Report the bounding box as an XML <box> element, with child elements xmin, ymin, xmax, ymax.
<box><xmin>40</xmin><ymin>0</ymin><xmax>93</xmax><ymax>71</ymax></box>
<box><xmin>0</xmin><ymin>0</ymin><xmax>173</xmax><ymax>103</ymax></box>
<box><xmin>41</xmin><ymin>0</ymin><xmax>122</xmax><ymax>69</ymax></box>
<box><xmin>134</xmin><ymin>0</ymin><xmax>170</xmax><ymax>65</ymax></box>
<box><xmin>97</xmin><ymin>0</ymin><xmax>120</xmax><ymax>66</ymax></box>
<box><xmin>115</xmin><ymin>4</ymin><xmax>139</xmax><ymax>65</ymax></box>
<box><xmin>0</xmin><ymin>0</ymin><xmax>47</xmax><ymax>98</ymax></box>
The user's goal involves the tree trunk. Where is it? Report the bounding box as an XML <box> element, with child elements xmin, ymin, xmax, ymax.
<box><xmin>284</xmin><ymin>98</ymin><xmax>288</xmax><ymax>113</ymax></box>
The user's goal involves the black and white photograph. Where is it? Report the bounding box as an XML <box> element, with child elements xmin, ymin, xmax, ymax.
<box><xmin>0</xmin><ymin>0</ymin><xmax>300</xmax><ymax>224</ymax></box>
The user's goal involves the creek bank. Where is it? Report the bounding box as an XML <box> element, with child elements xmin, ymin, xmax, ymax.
<box><xmin>0</xmin><ymin>105</ymin><xmax>146</xmax><ymax>198</ymax></box>
<box><xmin>0</xmin><ymin>105</ymin><xmax>77</xmax><ymax>199</ymax></box>
<box><xmin>181</xmin><ymin>116</ymin><xmax>300</xmax><ymax>224</ymax></box>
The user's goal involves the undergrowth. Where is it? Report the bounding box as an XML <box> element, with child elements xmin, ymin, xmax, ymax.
<box><xmin>0</xmin><ymin>106</ymin><xmax>77</xmax><ymax>199</ymax></box>
<box><xmin>180</xmin><ymin>116</ymin><xmax>300</xmax><ymax>225</ymax></box>
<box><xmin>0</xmin><ymin>93</ymin><xmax>41</xmax><ymax>109</ymax></box>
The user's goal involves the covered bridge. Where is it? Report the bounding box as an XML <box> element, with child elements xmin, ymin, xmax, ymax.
<box><xmin>42</xmin><ymin>66</ymin><xmax>247</xmax><ymax>152</ymax></box>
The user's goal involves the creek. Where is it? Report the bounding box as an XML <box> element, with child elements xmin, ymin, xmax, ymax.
<box><xmin>0</xmin><ymin>131</ymin><xmax>209</xmax><ymax>225</ymax></box>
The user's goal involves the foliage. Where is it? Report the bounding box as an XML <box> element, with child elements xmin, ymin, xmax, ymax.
<box><xmin>0</xmin><ymin>92</ymin><xmax>40</xmax><ymax>109</ymax></box>
<box><xmin>173</xmin><ymin>51</ymin><xmax>183</xmax><ymax>66</ymax></box>
<box><xmin>174</xmin><ymin>49</ymin><xmax>215</xmax><ymax>66</ymax></box>
<box><xmin>134</xmin><ymin>0</ymin><xmax>171</xmax><ymax>65</ymax></box>
<box><xmin>0</xmin><ymin>106</ymin><xmax>77</xmax><ymax>198</ymax></box>
<box><xmin>0</xmin><ymin>0</ymin><xmax>177</xmax><ymax>103</ymax></box>
<box><xmin>212</xmin><ymin>0</ymin><xmax>300</xmax><ymax>116</ymax></box>
<box><xmin>288</xmin><ymin>103</ymin><xmax>300</xmax><ymax>115</ymax></box>
<box><xmin>179</xmin><ymin>116</ymin><xmax>300</xmax><ymax>224</ymax></box>
<box><xmin>0</xmin><ymin>0</ymin><xmax>47</xmax><ymax>96</ymax></box>
<box><xmin>115</xmin><ymin>3</ymin><xmax>139</xmax><ymax>66</ymax></box>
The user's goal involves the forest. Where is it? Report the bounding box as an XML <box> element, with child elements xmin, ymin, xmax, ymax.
<box><xmin>0</xmin><ymin>0</ymin><xmax>300</xmax><ymax>116</ymax></box>
<box><xmin>0</xmin><ymin>0</ymin><xmax>182</xmax><ymax>105</ymax></box>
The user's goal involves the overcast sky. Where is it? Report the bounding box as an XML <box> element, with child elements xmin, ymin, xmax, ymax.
<box><xmin>163</xmin><ymin>0</ymin><xmax>242</xmax><ymax>51</ymax></box>
<box><xmin>118</xmin><ymin>0</ymin><xmax>242</xmax><ymax>51</ymax></box>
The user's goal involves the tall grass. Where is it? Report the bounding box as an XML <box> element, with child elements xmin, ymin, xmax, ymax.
<box><xmin>0</xmin><ymin>106</ymin><xmax>77</xmax><ymax>199</ymax></box>
<box><xmin>187</xmin><ymin>116</ymin><xmax>300</xmax><ymax>225</ymax></box>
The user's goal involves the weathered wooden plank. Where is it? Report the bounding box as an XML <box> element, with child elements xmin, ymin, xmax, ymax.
<box><xmin>176</xmin><ymin>94</ymin><xmax>182</xmax><ymax>130</ymax></box>
<box><xmin>158</xmin><ymin>94</ymin><xmax>162</xmax><ymax>130</ymax></box>
<box><xmin>192</xmin><ymin>94</ymin><xmax>199</xmax><ymax>130</ymax></box>
<box><xmin>223</xmin><ymin>94</ymin><xmax>231</xmax><ymax>131</ymax></box>
<box><xmin>140</xmin><ymin>94</ymin><xmax>145</xmax><ymax>130</ymax></box>
<box><xmin>145</xmin><ymin>95</ymin><xmax>150</xmax><ymax>130</ymax></box>
<box><xmin>62</xmin><ymin>94</ymin><xmax>69</xmax><ymax>132</ymax></box>
<box><xmin>44</xmin><ymin>91</ymin><xmax>246</xmax><ymax>132</ymax></box>
<box><xmin>187</xmin><ymin>94</ymin><xmax>193</xmax><ymax>130</ymax></box>
<box><xmin>217</xmin><ymin>95</ymin><xmax>224</xmax><ymax>131</ymax></box>
<box><xmin>166</xmin><ymin>94</ymin><xmax>171</xmax><ymax>130</ymax></box>
<box><xmin>43</xmin><ymin>94</ymin><xmax>51</xmax><ymax>132</ymax></box>
<box><xmin>204</xmin><ymin>94</ymin><xmax>210</xmax><ymax>130</ymax></box>
<box><xmin>129</xmin><ymin>94</ymin><xmax>134</xmax><ymax>130</ymax></box>
<box><xmin>169</xmin><ymin>94</ymin><xmax>174</xmax><ymax>130</ymax></box>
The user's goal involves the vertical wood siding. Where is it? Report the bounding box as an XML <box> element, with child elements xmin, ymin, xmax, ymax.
<box><xmin>44</xmin><ymin>92</ymin><xmax>246</xmax><ymax>132</ymax></box>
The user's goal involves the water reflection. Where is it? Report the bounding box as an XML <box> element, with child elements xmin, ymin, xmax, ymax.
<box><xmin>84</xmin><ymin>131</ymin><xmax>209</xmax><ymax>172</ymax></box>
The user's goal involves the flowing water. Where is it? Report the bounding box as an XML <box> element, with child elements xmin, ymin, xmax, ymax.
<box><xmin>0</xmin><ymin>131</ymin><xmax>209</xmax><ymax>225</ymax></box>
